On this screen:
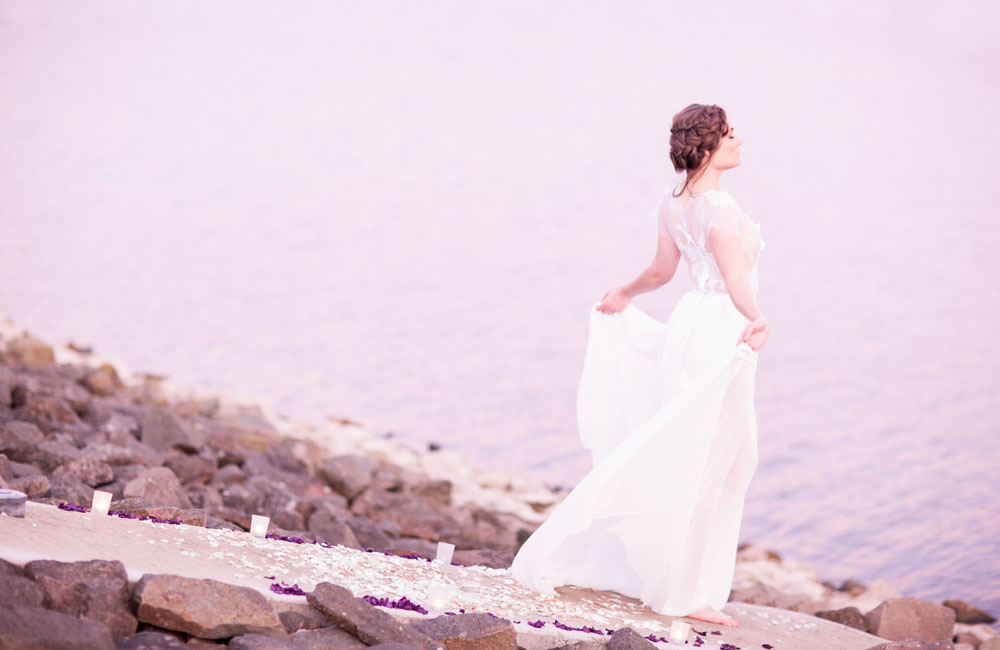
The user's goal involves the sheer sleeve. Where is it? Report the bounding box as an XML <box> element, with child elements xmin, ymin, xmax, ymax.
<box><xmin>705</xmin><ymin>194</ymin><xmax>746</xmax><ymax>238</ymax></box>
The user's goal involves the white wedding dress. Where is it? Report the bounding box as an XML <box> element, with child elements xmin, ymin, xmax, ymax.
<box><xmin>510</xmin><ymin>182</ymin><xmax>765</xmax><ymax>616</ymax></box>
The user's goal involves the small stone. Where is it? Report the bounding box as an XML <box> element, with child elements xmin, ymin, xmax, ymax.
<box><xmin>308</xmin><ymin>504</ymin><xmax>361</xmax><ymax>549</ymax></box>
<box><xmin>0</xmin><ymin>488</ymin><xmax>27</xmax><ymax>517</ymax></box>
<box><xmin>452</xmin><ymin>550</ymin><xmax>514</xmax><ymax>569</ymax></box>
<box><xmin>320</xmin><ymin>455</ymin><xmax>376</xmax><ymax>501</ymax></box>
<box><xmin>607</xmin><ymin>628</ymin><xmax>657</xmax><ymax>650</ymax></box>
<box><xmin>277</xmin><ymin>605</ymin><xmax>329</xmax><ymax>634</ymax></box>
<box><xmin>140</xmin><ymin>407</ymin><xmax>201</xmax><ymax>453</ymax></box>
<box><xmin>0</xmin><ymin>572</ymin><xmax>46</xmax><ymax>609</ymax></box>
<box><xmin>815</xmin><ymin>606</ymin><xmax>869</xmax><ymax>631</ymax></box>
<box><xmin>943</xmin><ymin>599</ymin><xmax>996</xmax><ymax>625</ymax></box>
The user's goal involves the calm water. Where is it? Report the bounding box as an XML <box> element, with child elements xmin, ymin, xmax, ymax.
<box><xmin>2</xmin><ymin>1</ymin><xmax>998</xmax><ymax>619</ymax></box>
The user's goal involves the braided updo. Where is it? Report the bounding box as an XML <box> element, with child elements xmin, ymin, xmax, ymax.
<box><xmin>669</xmin><ymin>103</ymin><xmax>729</xmax><ymax>197</ymax></box>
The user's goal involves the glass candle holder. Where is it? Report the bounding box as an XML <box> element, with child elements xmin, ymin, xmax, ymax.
<box><xmin>91</xmin><ymin>490</ymin><xmax>113</xmax><ymax>516</ymax></box>
<box><xmin>668</xmin><ymin>620</ymin><xmax>691</xmax><ymax>644</ymax></box>
<box><xmin>250</xmin><ymin>514</ymin><xmax>270</xmax><ymax>538</ymax></box>
<box><xmin>435</xmin><ymin>541</ymin><xmax>455</xmax><ymax>565</ymax></box>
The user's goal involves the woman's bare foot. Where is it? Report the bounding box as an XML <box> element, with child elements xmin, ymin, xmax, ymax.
<box><xmin>685</xmin><ymin>605</ymin><xmax>739</xmax><ymax>627</ymax></box>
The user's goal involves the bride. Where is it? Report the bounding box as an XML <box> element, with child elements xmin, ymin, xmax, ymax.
<box><xmin>509</xmin><ymin>104</ymin><xmax>768</xmax><ymax>627</ymax></box>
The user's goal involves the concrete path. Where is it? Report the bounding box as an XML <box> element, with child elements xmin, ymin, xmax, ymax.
<box><xmin>0</xmin><ymin>502</ymin><xmax>886</xmax><ymax>650</ymax></box>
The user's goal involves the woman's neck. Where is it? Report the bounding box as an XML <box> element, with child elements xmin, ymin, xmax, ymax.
<box><xmin>687</xmin><ymin>167</ymin><xmax>722</xmax><ymax>193</ymax></box>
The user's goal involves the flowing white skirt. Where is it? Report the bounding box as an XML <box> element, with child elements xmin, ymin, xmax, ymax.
<box><xmin>510</xmin><ymin>290</ymin><xmax>759</xmax><ymax>615</ymax></box>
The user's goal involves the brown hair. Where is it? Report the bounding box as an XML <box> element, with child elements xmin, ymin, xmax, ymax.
<box><xmin>669</xmin><ymin>104</ymin><xmax>729</xmax><ymax>197</ymax></box>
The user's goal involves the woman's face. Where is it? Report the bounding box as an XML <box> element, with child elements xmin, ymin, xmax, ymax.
<box><xmin>708</xmin><ymin>124</ymin><xmax>742</xmax><ymax>170</ymax></box>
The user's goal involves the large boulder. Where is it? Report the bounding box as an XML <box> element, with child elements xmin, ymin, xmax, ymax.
<box><xmin>228</xmin><ymin>634</ymin><xmax>295</xmax><ymax>650</ymax></box>
<box><xmin>320</xmin><ymin>455</ymin><xmax>377</xmax><ymax>501</ymax></box>
<box><xmin>865</xmin><ymin>598</ymin><xmax>956</xmax><ymax>644</ymax></box>
<box><xmin>59</xmin><ymin>456</ymin><xmax>115</xmax><ymax>486</ymax></box>
<box><xmin>13</xmin><ymin>393</ymin><xmax>83</xmax><ymax>434</ymax></box>
<box><xmin>6</xmin><ymin>334</ymin><xmax>55</xmax><ymax>368</ymax></box>
<box><xmin>0</xmin><ymin>605</ymin><xmax>115</xmax><ymax>650</ymax></box>
<box><xmin>307</xmin><ymin>504</ymin><xmax>362</xmax><ymax>549</ymax></box>
<box><xmin>47</xmin><ymin>470</ymin><xmax>95</xmax><ymax>506</ymax></box>
<box><xmin>133</xmin><ymin>573</ymin><xmax>287</xmax><ymax>640</ymax></box>
<box><xmin>124</xmin><ymin>467</ymin><xmax>192</xmax><ymax>508</ymax></box>
<box><xmin>0</xmin><ymin>421</ymin><xmax>44</xmax><ymax>462</ymax></box>
<box><xmin>410</xmin><ymin>613</ymin><xmax>517</xmax><ymax>650</ymax></box>
<box><xmin>27</xmin><ymin>438</ymin><xmax>81</xmax><ymax>473</ymax></box>
<box><xmin>164</xmin><ymin>450</ymin><xmax>216</xmax><ymax>484</ymax></box>
<box><xmin>290</xmin><ymin>626</ymin><xmax>367</xmax><ymax>650</ymax></box>
<box><xmin>140</xmin><ymin>407</ymin><xmax>202</xmax><ymax>452</ymax></box>
<box><xmin>943</xmin><ymin>599</ymin><xmax>996</xmax><ymax>625</ymax></box>
<box><xmin>306</xmin><ymin>582</ymin><xmax>439</xmax><ymax>650</ymax></box>
<box><xmin>8</xmin><ymin>473</ymin><xmax>51</xmax><ymax>499</ymax></box>
<box><xmin>24</xmin><ymin>559</ymin><xmax>137</xmax><ymax>638</ymax></box>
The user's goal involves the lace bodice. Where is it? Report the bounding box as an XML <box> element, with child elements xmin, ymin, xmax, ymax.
<box><xmin>653</xmin><ymin>183</ymin><xmax>764</xmax><ymax>294</ymax></box>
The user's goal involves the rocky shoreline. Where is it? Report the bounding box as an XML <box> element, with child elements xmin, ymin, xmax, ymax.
<box><xmin>0</xmin><ymin>319</ymin><xmax>996</xmax><ymax>650</ymax></box>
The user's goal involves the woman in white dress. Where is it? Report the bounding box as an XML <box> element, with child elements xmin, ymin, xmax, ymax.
<box><xmin>510</xmin><ymin>104</ymin><xmax>768</xmax><ymax>627</ymax></box>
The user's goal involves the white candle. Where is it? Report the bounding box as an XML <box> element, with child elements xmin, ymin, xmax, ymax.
<box><xmin>435</xmin><ymin>541</ymin><xmax>455</xmax><ymax>565</ymax></box>
<box><xmin>250</xmin><ymin>514</ymin><xmax>270</xmax><ymax>538</ymax></box>
<box><xmin>91</xmin><ymin>490</ymin><xmax>113</xmax><ymax>516</ymax></box>
<box><xmin>668</xmin><ymin>620</ymin><xmax>691</xmax><ymax>644</ymax></box>
<box><xmin>427</xmin><ymin>585</ymin><xmax>454</xmax><ymax>614</ymax></box>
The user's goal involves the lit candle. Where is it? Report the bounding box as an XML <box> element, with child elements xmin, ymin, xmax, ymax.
<box><xmin>427</xmin><ymin>585</ymin><xmax>454</xmax><ymax>614</ymax></box>
<box><xmin>668</xmin><ymin>620</ymin><xmax>691</xmax><ymax>644</ymax></box>
<box><xmin>435</xmin><ymin>541</ymin><xmax>455</xmax><ymax>565</ymax></box>
<box><xmin>91</xmin><ymin>490</ymin><xmax>113</xmax><ymax>516</ymax></box>
<box><xmin>250</xmin><ymin>514</ymin><xmax>270</xmax><ymax>538</ymax></box>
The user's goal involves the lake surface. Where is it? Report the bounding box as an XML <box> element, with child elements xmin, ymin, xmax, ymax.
<box><xmin>2</xmin><ymin>0</ymin><xmax>998</xmax><ymax>621</ymax></box>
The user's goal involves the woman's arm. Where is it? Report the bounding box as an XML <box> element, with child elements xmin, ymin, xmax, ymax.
<box><xmin>709</xmin><ymin>228</ymin><xmax>769</xmax><ymax>350</ymax></box>
<box><xmin>596</xmin><ymin>234</ymin><xmax>681</xmax><ymax>313</ymax></box>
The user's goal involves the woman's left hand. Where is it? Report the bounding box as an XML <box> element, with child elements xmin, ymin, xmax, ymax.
<box><xmin>739</xmin><ymin>318</ymin><xmax>769</xmax><ymax>351</ymax></box>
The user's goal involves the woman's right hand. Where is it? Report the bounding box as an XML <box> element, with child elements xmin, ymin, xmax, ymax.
<box><xmin>739</xmin><ymin>318</ymin><xmax>770</xmax><ymax>351</ymax></box>
<box><xmin>596</xmin><ymin>288</ymin><xmax>631</xmax><ymax>314</ymax></box>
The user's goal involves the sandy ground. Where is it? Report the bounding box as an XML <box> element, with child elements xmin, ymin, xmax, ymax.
<box><xmin>0</xmin><ymin>502</ymin><xmax>886</xmax><ymax>650</ymax></box>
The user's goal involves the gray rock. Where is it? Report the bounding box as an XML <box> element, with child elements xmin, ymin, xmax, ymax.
<box><xmin>0</xmin><ymin>604</ymin><xmax>115</xmax><ymax>650</ymax></box>
<box><xmin>320</xmin><ymin>455</ymin><xmax>377</xmax><ymax>501</ymax></box>
<box><xmin>0</xmin><ymin>573</ymin><xmax>45</xmax><ymax>609</ymax></box>
<box><xmin>308</xmin><ymin>504</ymin><xmax>362</xmax><ymax>549</ymax></box>
<box><xmin>346</xmin><ymin>515</ymin><xmax>394</xmax><ymax>550</ymax></box>
<box><xmin>185</xmin><ymin>483</ymin><xmax>224</xmax><ymax>512</ymax></box>
<box><xmin>291</xmin><ymin>627</ymin><xmax>367</xmax><ymax>650</ymax></box>
<box><xmin>6</xmin><ymin>334</ymin><xmax>55</xmax><ymax>368</ymax></box>
<box><xmin>277</xmin><ymin>605</ymin><xmax>329</xmax><ymax>634</ymax></box>
<box><xmin>980</xmin><ymin>639</ymin><xmax>1000</xmax><ymax>650</ymax></box>
<box><xmin>607</xmin><ymin>628</ymin><xmax>657</xmax><ymax>650</ymax></box>
<box><xmin>133</xmin><ymin>573</ymin><xmax>287</xmax><ymax>640</ymax></box>
<box><xmin>114</xmin><ymin>631</ymin><xmax>189</xmax><ymax>649</ymax></box>
<box><xmin>141</xmin><ymin>407</ymin><xmax>201</xmax><ymax>452</ymax></box>
<box><xmin>351</xmin><ymin>488</ymin><xmax>459</xmax><ymax>542</ymax></box>
<box><xmin>306</xmin><ymin>582</ymin><xmax>439</xmax><ymax>650</ymax></box>
<box><xmin>0</xmin><ymin>370</ymin><xmax>12</xmax><ymax>407</ymax></box>
<box><xmin>815</xmin><ymin>606</ymin><xmax>869</xmax><ymax>631</ymax></box>
<box><xmin>411</xmin><ymin>479</ymin><xmax>452</xmax><ymax>507</ymax></box>
<box><xmin>6</xmin><ymin>458</ymin><xmax>42</xmax><ymax>478</ymax></box>
<box><xmin>243</xmin><ymin>448</ymin><xmax>312</xmax><ymax>495</ymax></box>
<box><xmin>14</xmin><ymin>393</ymin><xmax>83</xmax><ymax>434</ymax></box>
<box><xmin>0</xmin><ymin>421</ymin><xmax>44</xmax><ymax>461</ymax></box>
<box><xmin>452</xmin><ymin>550</ymin><xmax>514</xmax><ymax>569</ymax></box>
<box><xmin>210</xmin><ymin>463</ymin><xmax>246</xmax><ymax>487</ymax></box>
<box><xmin>62</xmin><ymin>456</ymin><xmax>116</xmax><ymax>486</ymax></box>
<box><xmin>25</xmin><ymin>558</ymin><xmax>138</xmax><ymax>638</ymax></box>
<box><xmin>80</xmin><ymin>365</ymin><xmax>122</xmax><ymax>397</ymax></box>
<box><xmin>124</xmin><ymin>467</ymin><xmax>192</xmax><ymax>508</ymax></box>
<box><xmin>48</xmin><ymin>470</ymin><xmax>96</xmax><ymax>506</ymax></box>
<box><xmin>228</xmin><ymin>634</ymin><xmax>295</xmax><ymax>650</ymax></box>
<box><xmin>28</xmin><ymin>438</ymin><xmax>81</xmax><ymax>473</ymax></box>
<box><xmin>81</xmin><ymin>442</ymin><xmax>141</xmax><ymax>466</ymax></box>
<box><xmin>0</xmin><ymin>453</ymin><xmax>11</xmax><ymax>480</ymax></box>
<box><xmin>366</xmin><ymin>645</ymin><xmax>426</xmax><ymax>650</ymax></box>
<box><xmin>943</xmin><ymin>599</ymin><xmax>996</xmax><ymax>624</ymax></box>
<box><xmin>8</xmin><ymin>473</ymin><xmax>50</xmax><ymax>499</ymax></box>
<box><xmin>164</xmin><ymin>451</ymin><xmax>216</xmax><ymax>485</ymax></box>
<box><xmin>410</xmin><ymin>613</ymin><xmax>516</xmax><ymax>650</ymax></box>
<box><xmin>866</xmin><ymin>598</ymin><xmax>956</xmax><ymax>644</ymax></box>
